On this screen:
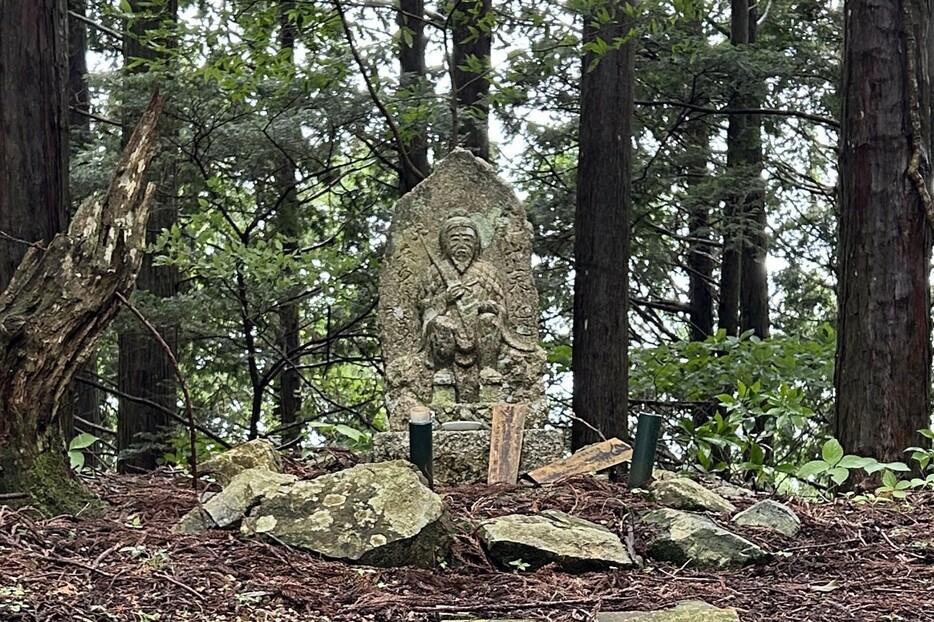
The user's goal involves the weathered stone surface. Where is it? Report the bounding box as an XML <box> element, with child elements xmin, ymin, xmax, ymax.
<box><xmin>732</xmin><ymin>499</ymin><xmax>800</xmax><ymax>536</ymax></box>
<box><xmin>649</xmin><ymin>478</ymin><xmax>736</xmax><ymax>514</ymax></box>
<box><xmin>174</xmin><ymin>467</ymin><xmax>297</xmax><ymax>534</ymax></box>
<box><xmin>200</xmin><ymin>439</ymin><xmax>282</xmax><ymax>485</ymax></box>
<box><xmin>378</xmin><ymin>149</ymin><xmax>547</xmax><ymax>430</ymax></box>
<box><xmin>597</xmin><ymin>600</ymin><xmax>740</xmax><ymax>622</ymax></box>
<box><xmin>241</xmin><ymin>460</ymin><xmax>449</xmax><ymax>568</ymax></box>
<box><xmin>478</xmin><ymin>510</ymin><xmax>634</xmax><ymax>572</ymax></box>
<box><xmin>371</xmin><ymin>429</ymin><xmax>569</xmax><ymax>486</ymax></box>
<box><xmin>643</xmin><ymin>508</ymin><xmax>768</xmax><ymax>568</ymax></box>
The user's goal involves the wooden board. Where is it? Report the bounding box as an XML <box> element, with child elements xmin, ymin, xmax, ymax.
<box><xmin>487</xmin><ymin>403</ymin><xmax>528</xmax><ymax>484</ymax></box>
<box><xmin>522</xmin><ymin>437</ymin><xmax>633</xmax><ymax>485</ymax></box>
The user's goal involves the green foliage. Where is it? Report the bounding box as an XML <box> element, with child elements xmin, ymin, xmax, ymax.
<box><xmin>68</xmin><ymin>433</ymin><xmax>99</xmax><ymax>471</ymax></box>
<box><xmin>796</xmin><ymin>439</ymin><xmax>908</xmax><ymax>488</ymax></box>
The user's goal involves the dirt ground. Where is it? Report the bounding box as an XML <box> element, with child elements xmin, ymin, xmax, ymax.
<box><xmin>1</xmin><ymin>461</ymin><xmax>932</xmax><ymax>622</ymax></box>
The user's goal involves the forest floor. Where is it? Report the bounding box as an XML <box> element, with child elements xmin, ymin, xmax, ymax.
<box><xmin>1</xmin><ymin>458</ymin><xmax>933</xmax><ymax>622</ymax></box>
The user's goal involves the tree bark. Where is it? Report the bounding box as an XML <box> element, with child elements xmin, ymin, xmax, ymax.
<box><xmin>63</xmin><ymin>0</ymin><xmax>102</xmax><ymax>466</ymax></box>
<box><xmin>571</xmin><ymin>0</ymin><xmax>634</xmax><ymax>450</ymax></box>
<box><xmin>117</xmin><ymin>0</ymin><xmax>179</xmax><ymax>472</ymax></box>
<box><xmin>0</xmin><ymin>95</ymin><xmax>163</xmax><ymax>514</ymax></box>
<box><xmin>0</xmin><ymin>0</ymin><xmax>69</xmax><ymax>291</ymax></box>
<box><xmin>451</xmin><ymin>0</ymin><xmax>492</xmax><ymax>161</ymax></box>
<box><xmin>275</xmin><ymin>3</ymin><xmax>303</xmax><ymax>447</ymax></box>
<box><xmin>835</xmin><ymin>0</ymin><xmax>933</xmax><ymax>462</ymax></box>
<box><xmin>737</xmin><ymin>0</ymin><xmax>769</xmax><ymax>339</ymax></box>
<box><xmin>398</xmin><ymin>0</ymin><xmax>431</xmax><ymax>191</ymax></box>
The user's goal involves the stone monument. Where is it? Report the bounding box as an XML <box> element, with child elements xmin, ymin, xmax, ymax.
<box><xmin>372</xmin><ymin>149</ymin><xmax>567</xmax><ymax>484</ymax></box>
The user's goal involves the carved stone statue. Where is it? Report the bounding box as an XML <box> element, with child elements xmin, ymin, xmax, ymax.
<box><xmin>418</xmin><ymin>213</ymin><xmax>506</xmax><ymax>402</ymax></box>
<box><xmin>378</xmin><ymin>149</ymin><xmax>547</xmax><ymax>431</ymax></box>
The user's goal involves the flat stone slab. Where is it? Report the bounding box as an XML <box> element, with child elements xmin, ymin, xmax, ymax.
<box><xmin>643</xmin><ymin>508</ymin><xmax>768</xmax><ymax>568</ymax></box>
<box><xmin>241</xmin><ymin>460</ymin><xmax>449</xmax><ymax>568</ymax></box>
<box><xmin>649</xmin><ymin>478</ymin><xmax>736</xmax><ymax>514</ymax></box>
<box><xmin>372</xmin><ymin>428</ymin><xmax>568</xmax><ymax>486</ymax></box>
<box><xmin>478</xmin><ymin>510</ymin><xmax>635</xmax><ymax>572</ymax></box>
<box><xmin>732</xmin><ymin>499</ymin><xmax>800</xmax><ymax>536</ymax></box>
<box><xmin>597</xmin><ymin>600</ymin><xmax>740</xmax><ymax>621</ymax></box>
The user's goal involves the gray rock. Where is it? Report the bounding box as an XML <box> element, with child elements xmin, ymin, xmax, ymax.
<box><xmin>200</xmin><ymin>439</ymin><xmax>282</xmax><ymax>485</ymax></box>
<box><xmin>241</xmin><ymin>460</ymin><xmax>449</xmax><ymax>568</ymax></box>
<box><xmin>649</xmin><ymin>478</ymin><xmax>736</xmax><ymax>514</ymax></box>
<box><xmin>478</xmin><ymin>510</ymin><xmax>635</xmax><ymax>572</ymax></box>
<box><xmin>597</xmin><ymin>600</ymin><xmax>740</xmax><ymax>622</ymax></box>
<box><xmin>732</xmin><ymin>499</ymin><xmax>800</xmax><ymax>536</ymax></box>
<box><xmin>643</xmin><ymin>508</ymin><xmax>768</xmax><ymax>568</ymax></box>
<box><xmin>371</xmin><ymin>428</ymin><xmax>568</xmax><ymax>486</ymax></box>
<box><xmin>174</xmin><ymin>467</ymin><xmax>297</xmax><ymax>534</ymax></box>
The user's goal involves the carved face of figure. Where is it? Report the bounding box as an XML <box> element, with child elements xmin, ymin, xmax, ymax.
<box><xmin>442</xmin><ymin>223</ymin><xmax>479</xmax><ymax>272</ymax></box>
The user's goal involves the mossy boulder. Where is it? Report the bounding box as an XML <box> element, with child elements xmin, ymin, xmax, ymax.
<box><xmin>644</xmin><ymin>508</ymin><xmax>768</xmax><ymax>568</ymax></box>
<box><xmin>241</xmin><ymin>460</ymin><xmax>449</xmax><ymax>568</ymax></box>
<box><xmin>732</xmin><ymin>499</ymin><xmax>800</xmax><ymax>536</ymax></box>
<box><xmin>200</xmin><ymin>439</ymin><xmax>282</xmax><ymax>485</ymax></box>
<box><xmin>649</xmin><ymin>478</ymin><xmax>736</xmax><ymax>514</ymax></box>
<box><xmin>478</xmin><ymin>510</ymin><xmax>635</xmax><ymax>572</ymax></box>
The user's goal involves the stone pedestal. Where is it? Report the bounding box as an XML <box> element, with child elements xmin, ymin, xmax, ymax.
<box><xmin>372</xmin><ymin>429</ymin><xmax>569</xmax><ymax>486</ymax></box>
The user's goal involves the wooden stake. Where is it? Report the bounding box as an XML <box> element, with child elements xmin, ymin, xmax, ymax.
<box><xmin>487</xmin><ymin>403</ymin><xmax>528</xmax><ymax>484</ymax></box>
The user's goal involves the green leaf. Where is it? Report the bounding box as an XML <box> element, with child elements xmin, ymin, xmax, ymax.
<box><xmin>68</xmin><ymin>450</ymin><xmax>85</xmax><ymax>471</ymax></box>
<box><xmin>69</xmin><ymin>433</ymin><xmax>99</xmax><ymax>451</ymax></box>
<box><xmin>837</xmin><ymin>455</ymin><xmax>875</xmax><ymax>470</ymax></box>
<box><xmin>828</xmin><ymin>467</ymin><xmax>849</xmax><ymax>486</ymax></box>
<box><xmin>821</xmin><ymin>439</ymin><xmax>844</xmax><ymax>467</ymax></box>
<box><xmin>881</xmin><ymin>470</ymin><xmax>898</xmax><ymax>489</ymax></box>
<box><xmin>878</xmin><ymin>461</ymin><xmax>911</xmax><ymax>472</ymax></box>
<box><xmin>798</xmin><ymin>460</ymin><xmax>828</xmax><ymax>478</ymax></box>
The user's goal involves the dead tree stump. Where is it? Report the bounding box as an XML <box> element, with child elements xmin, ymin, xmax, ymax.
<box><xmin>0</xmin><ymin>94</ymin><xmax>164</xmax><ymax>514</ymax></box>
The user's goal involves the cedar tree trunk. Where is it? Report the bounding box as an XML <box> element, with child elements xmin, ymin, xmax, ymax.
<box><xmin>835</xmin><ymin>0</ymin><xmax>933</xmax><ymax>462</ymax></box>
<box><xmin>117</xmin><ymin>0</ymin><xmax>179</xmax><ymax>472</ymax></box>
<box><xmin>398</xmin><ymin>0</ymin><xmax>431</xmax><ymax>191</ymax></box>
<box><xmin>451</xmin><ymin>0</ymin><xmax>492</xmax><ymax>161</ymax></box>
<box><xmin>571</xmin><ymin>0</ymin><xmax>634</xmax><ymax>450</ymax></box>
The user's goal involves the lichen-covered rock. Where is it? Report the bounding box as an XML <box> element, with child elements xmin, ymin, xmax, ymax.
<box><xmin>649</xmin><ymin>478</ymin><xmax>736</xmax><ymax>514</ymax></box>
<box><xmin>371</xmin><ymin>428</ymin><xmax>568</xmax><ymax>486</ymax></box>
<box><xmin>241</xmin><ymin>460</ymin><xmax>449</xmax><ymax>568</ymax></box>
<box><xmin>643</xmin><ymin>508</ymin><xmax>768</xmax><ymax>568</ymax></box>
<box><xmin>478</xmin><ymin>510</ymin><xmax>634</xmax><ymax>572</ymax></box>
<box><xmin>174</xmin><ymin>468</ymin><xmax>297</xmax><ymax>534</ymax></box>
<box><xmin>732</xmin><ymin>499</ymin><xmax>800</xmax><ymax>536</ymax></box>
<box><xmin>200</xmin><ymin>439</ymin><xmax>282</xmax><ymax>485</ymax></box>
<box><xmin>597</xmin><ymin>600</ymin><xmax>740</xmax><ymax>622</ymax></box>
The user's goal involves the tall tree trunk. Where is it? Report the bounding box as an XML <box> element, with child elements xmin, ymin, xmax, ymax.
<box><xmin>451</xmin><ymin>0</ymin><xmax>492</xmax><ymax>161</ymax></box>
<box><xmin>0</xmin><ymin>1</ymin><xmax>69</xmax><ymax>291</ymax></box>
<box><xmin>737</xmin><ymin>1</ymin><xmax>769</xmax><ymax>338</ymax></box>
<box><xmin>0</xmin><ymin>95</ymin><xmax>163</xmax><ymax>515</ymax></box>
<box><xmin>275</xmin><ymin>3</ymin><xmax>303</xmax><ymax>448</ymax></box>
<box><xmin>117</xmin><ymin>0</ymin><xmax>179</xmax><ymax>472</ymax></box>
<box><xmin>835</xmin><ymin>0</ymin><xmax>933</xmax><ymax>462</ymax></box>
<box><xmin>718</xmin><ymin>0</ymin><xmax>751</xmax><ymax>337</ymax></box>
<box><xmin>63</xmin><ymin>0</ymin><xmax>102</xmax><ymax>463</ymax></box>
<box><xmin>398</xmin><ymin>0</ymin><xmax>430</xmax><ymax>191</ymax></box>
<box><xmin>571</xmin><ymin>0</ymin><xmax>634</xmax><ymax>451</ymax></box>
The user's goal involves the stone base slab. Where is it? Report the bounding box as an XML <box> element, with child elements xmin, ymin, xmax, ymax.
<box><xmin>388</xmin><ymin>400</ymin><xmax>547</xmax><ymax>432</ymax></box>
<box><xmin>371</xmin><ymin>428</ymin><xmax>569</xmax><ymax>486</ymax></box>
